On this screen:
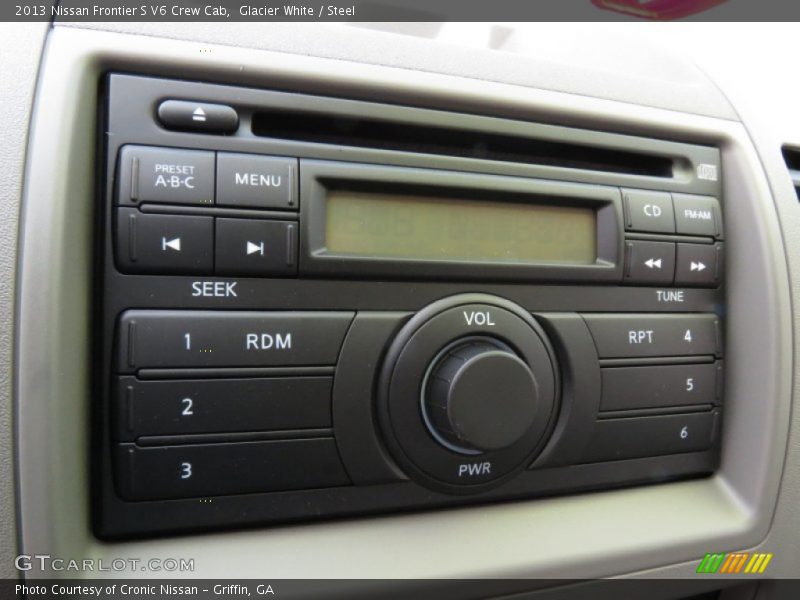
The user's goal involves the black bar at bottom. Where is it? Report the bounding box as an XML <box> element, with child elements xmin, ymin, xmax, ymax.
<box><xmin>115</xmin><ymin>438</ymin><xmax>350</xmax><ymax>501</ymax></box>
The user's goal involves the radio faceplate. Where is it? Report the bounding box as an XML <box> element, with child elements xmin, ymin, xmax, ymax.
<box><xmin>95</xmin><ymin>74</ymin><xmax>725</xmax><ymax>538</ymax></box>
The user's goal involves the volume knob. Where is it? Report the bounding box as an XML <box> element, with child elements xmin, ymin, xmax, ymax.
<box><xmin>423</xmin><ymin>339</ymin><xmax>540</xmax><ymax>454</ymax></box>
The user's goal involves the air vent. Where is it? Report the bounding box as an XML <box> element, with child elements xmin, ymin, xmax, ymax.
<box><xmin>251</xmin><ymin>110</ymin><xmax>674</xmax><ymax>178</ymax></box>
<box><xmin>782</xmin><ymin>146</ymin><xmax>800</xmax><ymax>199</ymax></box>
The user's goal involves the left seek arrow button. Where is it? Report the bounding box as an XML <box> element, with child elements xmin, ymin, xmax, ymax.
<box><xmin>116</xmin><ymin>208</ymin><xmax>213</xmax><ymax>274</ymax></box>
<box><xmin>157</xmin><ymin>100</ymin><xmax>238</xmax><ymax>134</ymax></box>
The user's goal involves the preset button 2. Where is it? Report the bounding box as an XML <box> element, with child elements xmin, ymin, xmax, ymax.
<box><xmin>114</xmin><ymin>376</ymin><xmax>333</xmax><ymax>440</ymax></box>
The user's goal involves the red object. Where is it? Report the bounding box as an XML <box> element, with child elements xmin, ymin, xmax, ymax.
<box><xmin>591</xmin><ymin>0</ymin><xmax>728</xmax><ymax>20</ymax></box>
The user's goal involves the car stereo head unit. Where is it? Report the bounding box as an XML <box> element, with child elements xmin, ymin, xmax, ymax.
<box><xmin>96</xmin><ymin>74</ymin><xmax>724</xmax><ymax>538</ymax></box>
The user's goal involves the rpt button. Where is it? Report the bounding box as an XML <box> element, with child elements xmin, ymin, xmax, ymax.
<box><xmin>217</xmin><ymin>153</ymin><xmax>298</xmax><ymax>209</ymax></box>
<box><xmin>118</xmin><ymin>145</ymin><xmax>215</xmax><ymax>205</ymax></box>
<box><xmin>116</xmin><ymin>310</ymin><xmax>354</xmax><ymax>371</ymax></box>
<box><xmin>582</xmin><ymin>314</ymin><xmax>721</xmax><ymax>358</ymax></box>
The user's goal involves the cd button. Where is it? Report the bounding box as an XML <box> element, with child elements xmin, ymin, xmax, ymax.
<box><xmin>623</xmin><ymin>240</ymin><xmax>675</xmax><ymax>286</ymax></box>
<box><xmin>622</xmin><ymin>189</ymin><xmax>675</xmax><ymax>234</ymax></box>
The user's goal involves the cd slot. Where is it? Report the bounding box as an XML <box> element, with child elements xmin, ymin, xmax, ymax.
<box><xmin>252</xmin><ymin>109</ymin><xmax>675</xmax><ymax>178</ymax></box>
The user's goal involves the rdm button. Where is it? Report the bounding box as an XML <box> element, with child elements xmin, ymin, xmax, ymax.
<box><xmin>116</xmin><ymin>310</ymin><xmax>354</xmax><ymax>371</ymax></box>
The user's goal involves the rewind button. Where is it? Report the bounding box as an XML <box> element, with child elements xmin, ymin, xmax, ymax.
<box><xmin>624</xmin><ymin>240</ymin><xmax>676</xmax><ymax>286</ymax></box>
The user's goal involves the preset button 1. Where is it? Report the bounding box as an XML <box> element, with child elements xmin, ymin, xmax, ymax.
<box><xmin>116</xmin><ymin>310</ymin><xmax>355</xmax><ymax>371</ymax></box>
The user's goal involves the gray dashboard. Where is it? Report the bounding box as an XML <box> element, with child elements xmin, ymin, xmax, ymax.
<box><xmin>2</xmin><ymin>20</ymin><xmax>800</xmax><ymax>596</ymax></box>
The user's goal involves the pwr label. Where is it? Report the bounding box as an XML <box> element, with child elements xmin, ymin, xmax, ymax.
<box><xmin>458</xmin><ymin>462</ymin><xmax>492</xmax><ymax>477</ymax></box>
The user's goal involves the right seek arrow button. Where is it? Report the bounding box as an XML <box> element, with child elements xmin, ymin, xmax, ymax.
<box><xmin>675</xmin><ymin>243</ymin><xmax>722</xmax><ymax>288</ymax></box>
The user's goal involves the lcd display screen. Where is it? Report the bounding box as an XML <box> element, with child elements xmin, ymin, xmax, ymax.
<box><xmin>325</xmin><ymin>191</ymin><xmax>597</xmax><ymax>264</ymax></box>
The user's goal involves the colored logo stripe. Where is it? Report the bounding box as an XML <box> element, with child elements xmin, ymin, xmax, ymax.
<box><xmin>697</xmin><ymin>552</ymin><xmax>773</xmax><ymax>574</ymax></box>
<box><xmin>745</xmin><ymin>553</ymin><xmax>773</xmax><ymax>574</ymax></box>
<box><xmin>697</xmin><ymin>553</ymin><xmax>725</xmax><ymax>574</ymax></box>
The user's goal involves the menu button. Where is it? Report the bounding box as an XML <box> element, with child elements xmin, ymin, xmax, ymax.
<box><xmin>217</xmin><ymin>153</ymin><xmax>298</xmax><ymax>210</ymax></box>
